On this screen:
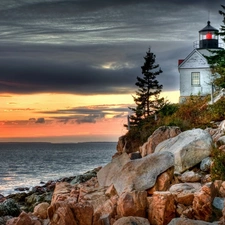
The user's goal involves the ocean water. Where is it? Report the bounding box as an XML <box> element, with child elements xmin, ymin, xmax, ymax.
<box><xmin>0</xmin><ymin>142</ymin><xmax>117</xmax><ymax>196</ymax></box>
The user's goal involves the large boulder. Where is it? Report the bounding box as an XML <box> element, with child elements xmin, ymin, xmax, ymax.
<box><xmin>178</xmin><ymin>171</ymin><xmax>201</xmax><ymax>183</ymax></box>
<box><xmin>155</xmin><ymin>129</ymin><xmax>213</xmax><ymax>173</ymax></box>
<box><xmin>200</xmin><ymin>157</ymin><xmax>212</xmax><ymax>172</ymax></box>
<box><xmin>6</xmin><ymin>211</ymin><xmax>32</xmax><ymax>225</ymax></box>
<box><xmin>93</xmin><ymin>196</ymin><xmax>118</xmax><ymax>225</ymax></box>
<box><xmin>97</xmin><ymin>153</ymin><xmax>130</xmax><ymax>187</ymax></box>
<box><xmin>48</xmin><ymin>201</ymin><xmax>93</xmax><ymax>225</ymax></box>
<box><xmin>169</xmin><ymin>183</ymin><xmax>201</xmax><ymax>219</ymax></box>
<box><xmin>168</xmin><ymin>218</ymin><xmax>219</xmax><ymax>225</ymax></box>
<box><xmin>206</xmin><ymin>120</ymin><xmax>225</xmax><ymax>142</ymax></box>
<box><xmin>147</xmin><ymin>191</ymin><xmax>175</xmax><ymax>225</ymax></box>
<box><xmin>218</xmin><ymin>181</ymin><xmax>225</xmax><ymax>197</ymax></box>
<box><xmin>33</xmin><ymin>202</ymin><xmax>49</xmax><ymax>219</ymax></box>
<box><xmin>78</xmin><ymin>185</ymin><xmax>108</xmax><ymax>212</ymax></box>
<box><xmin>216</xmin><ymin>136</ymin><xmax>225</xmax><ymax>148</ymax></box>
<box><xmin>220</xmin><ymin>201</ymin><xmax>225</xmax><ymax>225</ymax></box>
<box><xmin>116</xmin><ymin>135</ymin><xmax>140</xmax><ymax>154</ymax></box>
<box><xmin>48</xmin><ymin>201</ymin><xmax>78</xmax><ymax>225</ymax></box>
<box><xmin>147</xmin><ymin>167</ymin><xmax>174</xmax><ymax>195</ymax></box>
<box><xmin>51</xmin><ymin>182</ymin><xmax>73</xmax><ymax>204</ymax></box>
<box><xmin>140</xmin><ymin>126</ymin><xmax>181</xmax><ymax>157</ymax></box>
<box><xmin>113</xmin><ymin>216</ymin><xmax>150</xmax><ymax>225</ymax></box>
<box><xmin>169</xmin><ymin>183</ymin><xmax>201</xmax><ymax>207</ymax></box>
<box><xmin>192</xmin><ymin>183</ymin><xmax>214</xmax><ymax>222</ymax></box>
<box><xmin>98</xmin><ymin>151</ymin><xmax>174</xmax><ymax>195</ymax></box>
<box><xmin>48</xmin><ymin>180</ymin><xmax>98</xmax><ymax>225</ymax></box>
<box><xmin>116</xmin><ymin>191</ymin><xmax>147</xmax><ymax>217</ymax></box>
<box><xmin>6</xmin><ymin>211</ymin><xmax>42</xmax><ymax>225</ymax></box>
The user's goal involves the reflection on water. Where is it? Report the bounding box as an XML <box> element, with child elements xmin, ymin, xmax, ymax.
<box><xmin>0</xmin><ymin>142</ymin><xmax>116</xmax><ymax>196</ymax></box>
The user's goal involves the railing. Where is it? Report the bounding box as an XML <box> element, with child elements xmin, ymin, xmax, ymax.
<box><xmin>193</xmin><ymin>41</ymin><xmax>224</xmax><ymax>49</ymax></box>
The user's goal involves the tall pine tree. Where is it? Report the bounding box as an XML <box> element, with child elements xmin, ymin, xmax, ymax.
<box><xmin>129</xmin><ymin>48</ymin><xmax>164</xmax><ymax>126</ymax></box>
<box><xmin>206</xmin><ymin>5</ymin><xmax>225</xmax><ymax>88</ymax></box>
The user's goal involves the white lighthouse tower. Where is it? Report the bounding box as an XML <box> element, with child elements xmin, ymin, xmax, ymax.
<box><xmin>178</xmin><ymin>21</ymin><xmax>222</xmax><ymax>103</ymax></box>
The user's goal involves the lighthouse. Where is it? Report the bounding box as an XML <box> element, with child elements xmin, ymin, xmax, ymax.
<box><xmin>178</xmin><ymin>21</ymin><xmax>222</xmax><ymax>103</ymax></box>
<box><xmin>199</xmin><ymin>21</ymin><xmax>220</xmax><ymax>49</ymax></box>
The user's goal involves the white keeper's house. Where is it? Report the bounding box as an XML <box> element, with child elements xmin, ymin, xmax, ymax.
<box><xmin>178</xmin><ymin>21</ymin><xmax>223</xmax><ymax>103</ymax></box>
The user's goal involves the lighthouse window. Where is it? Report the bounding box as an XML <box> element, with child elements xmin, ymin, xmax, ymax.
<box><xmin>191</xmin><ymin>72</ymin><xmax>200</xmax><ymax>86</ymax></box>
<box><xmin>206</xmin><ymin>32</ymin><xmax>212</xmax><ymax>39</ymax></box>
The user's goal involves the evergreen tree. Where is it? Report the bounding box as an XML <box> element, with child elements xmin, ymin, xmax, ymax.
<box><xmin>206</xmin><ymin>5</ymin><xmax>225</xmax><ymax>88</ymax></box>
<box><xmin>129</xmin><ymin>48</ymin><xmax>164</xmax><ymax>126</ymax></box>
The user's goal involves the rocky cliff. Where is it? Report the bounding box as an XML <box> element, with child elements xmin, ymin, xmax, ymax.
<box><xmin>3</xmin><ymin>121</ymin><xmax>225</xmax><ymax>225</ymax></box>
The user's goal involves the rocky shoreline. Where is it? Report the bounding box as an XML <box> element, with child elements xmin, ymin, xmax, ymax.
<box><xmin>1</xmin><ymin>121</ymin><xmax>225</xmax><ymax>224</ymax></box>
<box><xmin>0</xmin><ymin>168</ymin><xmax>100</xmax><ymax>225</ymax></box>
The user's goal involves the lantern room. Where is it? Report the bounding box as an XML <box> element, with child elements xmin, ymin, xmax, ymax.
<box><xmin>199</xmin><ymin>21</ymin><xmax>219</xmax><ymax>49</ymax></box>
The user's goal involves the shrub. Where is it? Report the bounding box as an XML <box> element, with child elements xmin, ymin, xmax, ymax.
<box><xmin>207</xmin><ymin>97</ymin><xmax>225</xmax><ymax>122</ymax></box>
<box><xmin>126</xmin><ymin>94</ymin><xmax>225</xmax><ymax>151</ymax></box>
<box><xmin>211</xmin><ymin>147</ymin><xmax>225</xmax><ymax>181</ymax></box>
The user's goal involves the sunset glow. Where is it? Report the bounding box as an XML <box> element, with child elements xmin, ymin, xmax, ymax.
<box><xmin>0</xmin><ymin>91</ymin><xmax>179</xmax><ymax>142</ymax></box>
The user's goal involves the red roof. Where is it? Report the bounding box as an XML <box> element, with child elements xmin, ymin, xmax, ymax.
<box><xmin>178</xmin><ymin>59</ymin><xmax>184</xmax><ymax>65</ymax></box>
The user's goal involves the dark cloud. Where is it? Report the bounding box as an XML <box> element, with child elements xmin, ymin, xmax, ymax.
<box><xmin>40</xmin><ymin>104</ymin><xmax>129</xmax><ymax>124</ymax></box>
<box><xmin>0</xmin><ymin>0</ymin><xmax>224</xmax><ymax>95</ymax></box>
<box><xmin>0</xmin><ymin>51</ymin><xmax>138</xmax><ymax>94</ymax></box>
<box><xmin>35</xmin><ymin>118</ymin><xmax>45</xmax><ymax>123</ymax></box>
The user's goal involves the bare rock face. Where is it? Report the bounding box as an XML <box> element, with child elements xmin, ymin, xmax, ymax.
<box><xmin>116</xmin><ymin>135</ymin><xmax>127</xmax><ymax>154</ymax></box>
<box><xmin>140</xmin><ymin>126</ymin><xmax>181</xmax><ymax>157</ymax></box>
<box><xmin>169</xmin><ymin>183</ymin><xmax>201</xmax><ymax>219</ymax></box>
<box><xmin>219</xmin><ymin>181</ymin><xmax>225</xmax><ymax>197</ymax></box>
<box><xmin>6</xmin><ymin>211</ymin><xmax>41</xmax><ymax>225</ymax></box>
<box><xmin>192</xmin><ymin>183</ymin><xmax>213</xmax><ymax>222</ymax></box>
<box><xmin>219</xmin><ymin>120</ymin><xmax>225</xmax><ymax>132</ymax></box>
<box><xmin>169</xmin><ymin>183</ymin><xmax>202</xmax><ymax>193</ymax></box>
<box><xmin>33</xmin><ymin>202</ymin><xmax>49</xmax><ymax>219</ymax></box>
<box><xmin>220</xmin><ymin>203</ymin><xmax>225</xmax><ymax>225</ymax></box>
<box><xmin>147</xmin><ymin>167</ymin><xmax>174</xmax><ymax>195</ymax></box>
<box><xmin>93</xmin><ymin>196</ymin><xmax>118</xmax><ymax>225</ymax></box>
<box><xmin>6</xmin><ymin>211</ymin><xmax>32</xmax><ymax>225</ymax></box>
<box><xmin>48</xmin><ymin>201</ymin><xmax>77</xmax><ymax>225</ymax></box>
<box><xmin>98</xmin><ymin>151</ymin><xmax>174</xmax><ymax>195</ymax></box>
<box><xmin>207</xmin><ymin>120</ymin><xmax>225</xmax><ymax>143</ymax></box>
<box><xmin>168</xmin><ymin>218</ymin><xmax>219</xmax><ymax>225</ymax></box>
<box><xmin>155</xmin><ymin>129</ymin><xmax>213</xmax><ymax>173</ymax></box>
<box><xmin>48</xmin><ymin>201</ymin><xmax>93</xmax><ymax>225</ymax></box>
<box><xmin>216</xmin><ymin>136</ymin><xmax>225</xmax><ymax>148</ymax></box>
<box><xmin>116</xmin><ymin>191</ymin><xmax>147</xmax><ymax>217</ymax></box>
<box><xmin>147</xmin><ymin>191</ymin><xmax>175</xmax><ymax>225</ymax></box>
<box><xmin>114</xmin><ymin>151</ymin><xmax>174</xmax><ymax>195</ymax></box>
<box><xmin>78</xmin><ymin>185</ymin><xmax>108</xmax><ymax>212</ymax></box>
<box><xmin>97</xmin><ymin>153</ymin><xmax>130</xmax><ymax>188</ymax></box>
<box><xmin>116</xmin><ymin>135</ymin><xmax>140</xmax><ymax>154</ymax></box>
<box><xmin>51</xmin><ymin>182</ymin><xmax>73</xmax><ymax>204</ymax></box>
<box><xmin>113</xmin><ymin>216</ymin><xmax>150</xmax><ymax>225</ymax></box>
<box><xmin>200</xmin><ymin>157</ymin><xmax>212</xmax><ymax>172</ymax></box>
<box><xmin>48</xmin><ymin>181</ymin><xmax>96</xmax><ymax>225</ymax></box>
<box><xmin>170</xmin><ymin>183</ymin><xmax>196</xmax><ymax>207</ymax></box>
<box><xmin>178</xmin><ymin>171</ymin><xmax>201</xmax><ymax>183</ymax></box>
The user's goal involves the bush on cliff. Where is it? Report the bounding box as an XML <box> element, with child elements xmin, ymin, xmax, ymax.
<box><xmin>125</xmin><ymin>95</ymin><xmax>225</xmax><ymax>149</ymax></box>
<box><xmin>211</xmin><ymin>147</ymin><xmax>225</xmax><ymax>181</ymax></box>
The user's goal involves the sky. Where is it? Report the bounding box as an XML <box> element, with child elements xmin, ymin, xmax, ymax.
<box><xmin>0</xmin><ymin>0</ymin><xmax>224</xmax><ymax>143</ymax></box>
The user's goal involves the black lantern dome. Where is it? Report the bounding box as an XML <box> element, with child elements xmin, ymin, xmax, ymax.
<box><xmin>198</xmin><ymin>21</ymin><xmax>219</xmax><ymax>49</ymax></box>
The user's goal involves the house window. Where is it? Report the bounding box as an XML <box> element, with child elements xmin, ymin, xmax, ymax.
<box><xmin>191</xmin><ymin>72</ymin><xmax>200</xmax><ymax>86</ymax></box>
